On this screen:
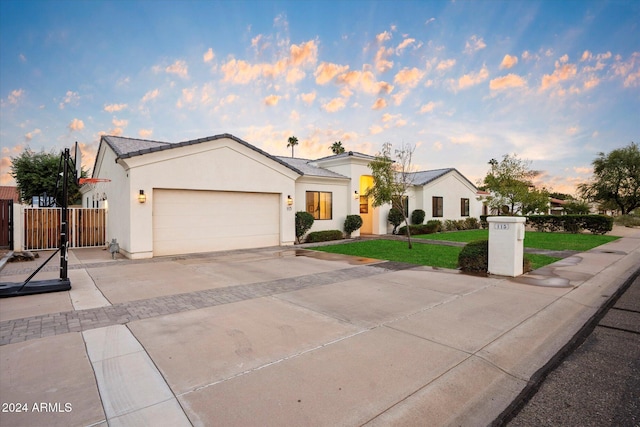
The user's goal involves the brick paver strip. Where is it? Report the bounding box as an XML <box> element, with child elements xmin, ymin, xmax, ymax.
<box><xmin>0</xmin><ymin>264</ymin><xmax>393</xmax><ymax>346</ymax></box>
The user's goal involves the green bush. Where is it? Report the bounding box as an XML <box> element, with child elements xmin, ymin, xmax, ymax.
<box><xmin>295</xmin><ymin>211</ymin><xmax>315</xmax><ymax>243</ymax></box>
<box><xmin>464</xmin><ymin>217</ymin><xmax>480</xmax><ymax>230</ymax></box>
<box><xmin>388</xmin><ymin>208</ymin><xmax>405</xmax><ymax>234</ymax></box>
<box><xmin>411</xmin><ymin>209</ymin><xmax>426</xmax><ymax>225</ymax></box>
<box><xmin>398</xmin><ymin>222</ymin><xmax>440</xmax><ymax>235</ymax></box>
<box><xmin>458</xmin><ymin>239</ymin><xmax>489</xmax><ymax>273</ymax></box>
<box><xmin>527</xmin><ymin>215</ymin><xmax>613</xmax><ymax>235</ymax></box>
<box><xmin>426</xmin><ymin>219</ymin><xmax>442</xmax><ymax>232</ymax></box>
<box><xmin>344</xmin><ymin>215</ymin><xmax>363</xmax><ymax>237</ymax></box>
<box><xmin>615</xmin><ymin>213</ymin><xmax>640</xmax><ymax>227</ymax></box>
<box><xmin>458</xmin><ymin>239</ymin><xmax>533</xmax><ymax>273</ymax></box>
<box><xmin>305</xmin><ymin>230</ymin><xmax>344</xmax><ymax>243</ymax></box>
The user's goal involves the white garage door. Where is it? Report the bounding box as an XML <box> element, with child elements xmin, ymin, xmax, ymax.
<box><xmin>153</xmin><ymin>189</ymin><xmax>280</xmax><ymax>256</ymax></box>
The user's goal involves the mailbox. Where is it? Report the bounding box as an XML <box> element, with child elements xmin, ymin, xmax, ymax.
<box><xmin>487</xmin><ymin>216</ymin><xmax>526</xmax><ymax>277</ymax></box>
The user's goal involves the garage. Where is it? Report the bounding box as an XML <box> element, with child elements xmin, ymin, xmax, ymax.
<box><xmin>153</xmin><ymin>189</ymin><xmax>280</xmax><ymax>256</ymax></box>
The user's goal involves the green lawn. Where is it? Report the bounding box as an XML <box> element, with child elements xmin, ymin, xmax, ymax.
<box><xmin>415</xmin><ymin>229</ymin><xmax>619</xmax><ymax>251</ymax></box>
<box><xmin>311</xmin><ymin>239</ymin><xmax>560</xmax><ymax>271</ymax></box>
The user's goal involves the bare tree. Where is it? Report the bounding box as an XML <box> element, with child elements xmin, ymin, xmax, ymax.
<box><xmin>366</xmin><ymin>142</ymin><xmax>416</xmax><ymax>248</ymax></box>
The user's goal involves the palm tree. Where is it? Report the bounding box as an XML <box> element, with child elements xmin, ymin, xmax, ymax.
<box><xmin>330</xmin><ymin>141</ymin><xmax>345</xmax><ymax>155</ymax></box>
<box><xmin>287</xmin><ymin>136</ymin><xmax>299</xmax><ymax>157</ymax></box>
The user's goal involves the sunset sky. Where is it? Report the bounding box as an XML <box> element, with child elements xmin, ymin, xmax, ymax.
<box><xmin>1</xmin><ymin>0</ymin><xmax>639</xmax><ymax>194</ymax></box>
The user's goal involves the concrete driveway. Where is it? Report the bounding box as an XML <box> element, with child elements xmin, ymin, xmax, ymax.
<box><xmin>1</xmin><ymin>229</ymin><xmax>639</xmax><ymax>426</ymax></box>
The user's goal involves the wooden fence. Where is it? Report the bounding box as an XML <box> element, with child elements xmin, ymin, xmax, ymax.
<box><xmin>23</xmin><ymin>208</ymin><xmax>107</xmax><ymax>250</ymax></box>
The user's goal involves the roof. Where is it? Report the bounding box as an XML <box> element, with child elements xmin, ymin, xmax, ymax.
<box><xmin>314</xmin><ymin>151</ymin><xmax>377</xmax><ymax>162</ymax></box>
<box><xmin>99</xmin><ymin>133</ymin><xmax>304</xmax><ymax>176</ymax></box>
<box><xmin>276</xmin><ymin>157</ymin><xmax>349</xmax><ymax>179</ymax></box>
<box><xmin>408</xmin><ymin>168</ymin><xmax>478</xmax><ymax>189</ymax></box>
<box><xmin>0</xmin><ymin>186</ymin><xmax>20</xmax><ymax>202</ymax></box>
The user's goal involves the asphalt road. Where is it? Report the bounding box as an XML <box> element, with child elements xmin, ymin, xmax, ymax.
<box><xmin>504</xmin><ymin>274</ymin><xmax>640</xmax><ymax>427</ymax></box>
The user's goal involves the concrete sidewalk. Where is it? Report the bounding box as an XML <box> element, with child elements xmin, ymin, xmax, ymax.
<box><xmin>0</xmin><ymin>228</ymin><xmax>638</xmax><ymax>427</ymax></box>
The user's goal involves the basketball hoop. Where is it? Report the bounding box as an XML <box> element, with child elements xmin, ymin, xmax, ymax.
<box><xmin>79</xmin><ymin>178</ymin><xmax>111</xmax><ymax>202</ymax></box>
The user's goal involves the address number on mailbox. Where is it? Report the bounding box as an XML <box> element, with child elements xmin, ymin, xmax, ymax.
<box><xmin>494</xmin><ymin>223</ymin><xmax>510</xmax><ymax>230</ymax></box>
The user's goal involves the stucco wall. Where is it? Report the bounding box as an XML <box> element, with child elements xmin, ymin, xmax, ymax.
<box><xmin>295</xmin><ymin>177</ymin><xmax>349</xmax><ymax>235</ymax></box>
<box><xmin>419</xmin><ymin>172</ymin><xmax>482</xmax><ymax>221</ymax></box>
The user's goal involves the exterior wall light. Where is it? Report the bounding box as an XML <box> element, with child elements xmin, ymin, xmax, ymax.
<box><xmin>138</xmin><ymin>190</ymin><xmax>146</xmax><ymax>203</ymax></box>
<box><xmin>354</xmin><ymin>190</ymin><xmax>359</xmax><ymax>200</ymax></box>
<box><xmin>287</xmin><ymin>195</ymin><xmax>293</xmax><ymax>206</ymax></box>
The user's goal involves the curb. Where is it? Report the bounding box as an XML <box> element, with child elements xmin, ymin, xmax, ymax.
<box><xmin>0</xmin><ymin>250</ymin><xmax>14</xmax><ymax>273</ymax></box>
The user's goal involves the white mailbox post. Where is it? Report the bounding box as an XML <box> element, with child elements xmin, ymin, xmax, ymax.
<box><xmin>487</xmin><ymin>216</ymin><xmax>526</xmax><ymax>277</ymax></box>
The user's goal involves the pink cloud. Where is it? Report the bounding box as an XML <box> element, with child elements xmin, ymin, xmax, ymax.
<box><xmin>104</xmin><ymin>103</ymin><xmax>127</xmax><ymax>113</ymax></box>
<box><xmin>203</xmin><ymin>48</ymin><xmax>215</xmax><ymax>63</ymax></box>
<box><xmin>500</xmin><ymin>54</ymin><xmax>518</xmax><ymax>69</ymax></box>
<box><xmin>299</xmin><ymin>91</ymin><xmax>316</xmax><ymax>105</ymax></box>
<box><xmin>264</xmin><ymin>94</ymin><xmax>281</xmax><ymax>106</ymax></box>
<box><xmin>315</xmin><ymin>62</ymin><xmax>349</xmax><ymax>84</ymax></box>
<box><xmin>371</xmin><ymin>98</ymin><xmax>387</xmax><ymax>110</ymax></box>
<box><xmin>165</xmin><ymin>60</ymin><xmax>189</xmax><ymax>78</ymax></box>
<box><xmin>290</xmin><ymin>40</ymin><xmax>318</xmax><ymax>66</ymax></box>
<box><xmin>68</xmin><ymin>118</ymin><xmax>84</xmax><ymax>131</ymax></box>
<box><xmin>464</xmin><ymin>35</ymin><xmax>486</xmax><ymax>54</ymax></box>
<box><xmin>540</xmin><ymin>62</ymin><xmax>577</xmax><ymax>91</ymax></box>
<box><xmin>458</xmin><ymin>66</ymin><xmax>489</xmax><ymax>89</ymax></box>
<box><xmin>141</xmin><ymin>89</ymin><xmax>159</xmax><ymax>103</ymax></box>
<box><xmin>489</xmin><ymin>74</ymin><xmax>527</xmax><ymax>91</ymax></box>
<box><xmin>322</xmin><ymin>97</ymin><xmax>346</xmax><ymax>112</ymax></box>
<box><xmin>8</xmin><ymin>89</ymin><xmax>25</xmax><ymax>104</ymax></box>
<box><xmin>374</xmin><ymin>46</ymin><xmax>394</xmax><ymax>73</ymax></box>
<box><xmin>436</xmin><ymin>59</ymin><xmax>456</xmax><ymax>72</ymax></box>
<box><xmin>139</xmin><ymin>129</ymin><xmax>153</xmax><ymax>138</ymax></box>
<box><xmin>376</xmin><ymin>31</ymin><xmax>392</xmax><ymax>44</ymax></box>
<box><xmin>396</xmin><ymin>38</ymin><xmax>416</xmax><ymax>54</ymax></box>
<box><xmin>394</xmin><ymin>67</ymin><xmax>424</xmax><ymax>87</ymax></box>
<box><xmin>419</xmin><ymin>101</ymin><xmax>437</xmax><ymax>113</ymax></box>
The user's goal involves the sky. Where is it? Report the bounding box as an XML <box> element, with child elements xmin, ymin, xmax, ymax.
<box><xmin>1</xmin><ymin>0</ymin><xmax>639</xmax><ymax>195</ymax></box>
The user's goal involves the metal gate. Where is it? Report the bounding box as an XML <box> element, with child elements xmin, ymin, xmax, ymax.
<box><xmin>0</xmin><ymin>199</ymin><xmax>12</xmax><ymax>249</ymax></box>
<box><xmin>23</xmin><ymin>207</ymin><xmax>107</xmax><ymax>250</ymax></box>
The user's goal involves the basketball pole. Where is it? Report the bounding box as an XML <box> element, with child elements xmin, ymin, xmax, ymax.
<box><xmin>59</xmin><ymin>147</ymin><xmax>70</xmax><ymax>280</ymax></box>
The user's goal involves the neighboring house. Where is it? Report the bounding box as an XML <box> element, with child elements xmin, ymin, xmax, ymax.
<box><xmin>86</xmin><ymin>134</ymin><xmax>483</xmax><ymax>259</ymax></box>
<box><xmin>0</xmin><ymin>186</ymin><xmax>20</xmax><ymax>202</ymax></box>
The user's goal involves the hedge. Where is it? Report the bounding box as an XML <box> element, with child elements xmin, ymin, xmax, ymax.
<box><xmin>397</xmin><ymin>222</ymin><xmax>440</xmax><ymax>236</ymax></box>
<box><xmin>526</xmin><ymin>215</ymin><xmax>613</xmax><ymax>234</ymax></box>
<box><xmin>305</xmin><ymin>230</ymin><xmax>344</xmax><ymax>243</ymax></box>
<box><xmin>458</xmin><ymin>239</ymin><xmax>532</xmax><ymax>273</ymax></box>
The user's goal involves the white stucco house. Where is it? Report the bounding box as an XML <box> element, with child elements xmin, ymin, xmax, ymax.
<box><xmin>86</xmin><ymin>134</ymin><xmax>484</xmax><ymax>259</ymax></box>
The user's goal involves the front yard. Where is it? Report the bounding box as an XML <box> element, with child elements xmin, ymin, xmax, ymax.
<box><xmin>310</xmin><ymin>230</ymin><xmax>620</xmax><ymax>271</ymax></box>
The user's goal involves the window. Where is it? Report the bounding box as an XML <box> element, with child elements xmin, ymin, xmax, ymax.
<box><xmin>306</xmin><ymin>191</ymin><xmax>332</xmax><ymax>220</ymax></box>
<box><xmin>461</xmin><ymin>198</ymin><xmax>470</xmax><ymax>217</ymax></box>
<box><xmin>359</xmin><ymin>195</ymin><xmax>368</xmax><ymax>214</ymax></box>
<box><xmin>393</xmin><ymin>195</ymin><xmax>409</xmax><ymax>217</ymax></box>
<box><xmin>432</xmin><ymin>196</ymin><xmax>443</xmax><ymax>217</ymax></box>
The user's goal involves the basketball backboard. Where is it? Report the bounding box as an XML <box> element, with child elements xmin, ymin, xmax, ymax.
<box><xmin>73</xmin><ymin>141</ymin><xmax>82</xmax><ymax>183</ymax></box>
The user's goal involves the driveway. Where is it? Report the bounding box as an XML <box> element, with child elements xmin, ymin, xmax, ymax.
<box><xmin>1</xmin><ymin>230</ymin><xmax>639</xmax><ymax>426</ymax></box>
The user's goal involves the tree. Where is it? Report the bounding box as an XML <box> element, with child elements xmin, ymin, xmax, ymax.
<box><xmin>295</xmin><ymin>211</ymin><xmax>314</xmax><ymax>243</ymax></box>
<box><xmin>366</xmin><ymin>142</ymin><xmax>416</xmax><ymax>248</ymax></box>
<box><xmin>10</xmin><ymin>148</ymin><xmax>83</xmax><ymax>205</ymax></box>
<box><xmin>287</xmin><ymin>135</ymin><xmax>299</xmax><ymax>158</ymax></box>
<box><xmin>330</xmin><ymin>141</ymin><xmax>345</xmax><ymax>155</ymax></box>
<box><xmin>481</xmin><ymin>153</ymin><xmax>549</xmax><ymax>215</ymax></box>
<box><xmin>578</xmin><ymin>142</ymin><xmax>640</xmax><ymax>215</ymax></box>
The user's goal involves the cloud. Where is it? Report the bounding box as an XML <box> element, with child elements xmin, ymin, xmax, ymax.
<box><xmin>448</xmin><ymin>133</ymin><xmax>489</xmax><ymax>148</ymax></box>
<box><xmin>612</xmin><ymin>52</ymin><xmax>640</xmax><ymax>88</ymax></box>
<box><xmin>500</xmin><ymin>54</ymin><xmax>518</xmax><ymax>69</ymax></box>
<box><xmin>104</xmin><ymin>103</ymin><xmax>127</xmax><ymax>113</ymax></box>
<box><xmin>59</xmin><ymin>90</ymin><xmax>79</xmax><ymax>109</ymax></box>
<box><xmin>264</xmin><ymin>94</ymin><xmax>281</xmax><ymax>106</ymax></box>
<box><xmin>141</xmin><ymin>88</ymin><xmax>159</xmax><ymax>103</ymax></box>
<box><xmin>176</xmin><ymin>87</ymin><xmax>196</xmax><ymax>108</ymax></box>
<box><xmin>112</xmin><ymin>118</ymin><xmax>128</xmax><ymax>128</ymax></box>
<box><xmin>203</xmin><ymin>48</ymin><xmax>215</xmax><ymax>63</ymax></box>
<box><xmin>381</xmin><ymin>113</ymin><xmax>406</xmax><ymax>127</ymax></box>
<box><xmin>573</xmin><ymin>166</ymin><xmax>591</xmax><ymax>174</ymax></box>
<box><xmin>540</xmin><ymin>60</ymin><xmax>577</xmax><ymax>91</ymax></box>
<box><xmin>433</xmin><ymin>141</ymin><xmax>443</xmax><ymax>151</ymax></box>
<box><xmin>290</xmin><ymin>40</ymin><xmax>318</xmax><ymax>66</ymax></box>
<box><xmin>376</xmin><ymin>31</ymin><xmax>392</xmax><ymax>44</ymax></box>
<box><xmin>489</xmin><ymin>74</ymin><xmax>527</xmax><ymax>91</ymax></box>
<box><xmin>371</xmin><ymin>98</ymin><xmax>387</xmax><ymax>110</ymax></box>
<box><xmin>68</xmin><ymin>118</ymin><xmax>84</xmax><ymax>131</ymax></box>
<box><xmin>299</xmin><ymin>91</ymin><xmax>316</xmax><ymax>105</ymax></box>
<box><xmin>336</xmin><ymin>68</ymin><xmax>394</xmax><ymax>95</ymax></box>
<box><xmin>458</xmin><ymin>66</ymin><xmax>489</xmax><ymax>89</ymax></box>
<box><xmin>7</xmin><ymin>89</ymin><xmax>25</xmax><ymax>104</ymax></box>
<box><xmin>374</xmin><ymin>46</ymin><xmax>394</xmax><ymax>73</ymax></box>
<box><xmin>369</xmin><ymin>124</ymin><xmax>384</xmax><ymax>135</ymax></box>
<box><xmin>221</xmin><ymin>59</ymin><xmax>262</xmax><ymax>84</ymax></box>
<box><xmin>583</xmin><ymin>76</ymin><xmax>600</xmax><ymax>89</ymax></box>
<box><xmin>165</xmin><ymin>60</ymin><xmax>189</xmax><ymax>78</ymax></box>
<box><xmin>566</xmin><ymin>126</ymin><xmax>578</xmax><ymax>135</ymax></box>
<box><xmin>464</xmin><ymin>35</ymin><xmax>486</xmax><ymax>54</ymax></box>
<box><xmin>25</xmin><ymin>128</ymin><xmax>42</xmax><ymax>141</ymax></box>
<box><xmin>396</xmin><ymin>38</ymin><xmax>416</xmax><ymax>54</ymax></box>
<box><xmin>393</xmin><ymin>67</ymin><xmax>424</xmax><ymax>87</ymax></box>
<box><xmin>286</xmin><ymin>67</ymin><xmax>305</xmax><ymax>83</ymax></box>
<box><xmin>436</xmin><ymin>59</ymin><xmax>456</xmax><ymax>72</ymax></box>
<box><xmin>322</xmin><ymin>97</ymin><xmax>346</xmax><ymax>112</ymax></box>
<box><xmin>139</xmin><ymin>129</ymin><xmax>153</xmax><ymax>138</ymax></box>
<box><xmin>425</xmin><ymin>17</ymin><xmax>435</xmax><ymax>25</ymax></box>
<box><xmin>315</xmin><ymin>62</ymin><xmax>349</xmax><ymax>84</ymax></box>
<box><xmin>419</xmin><ymin>101</ymin><xmax>438</xmax><ymax>113</ymax></box>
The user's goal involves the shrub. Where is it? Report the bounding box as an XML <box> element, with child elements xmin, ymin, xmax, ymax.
<box><xmin>388</xmin><ymin>208</ymin><xmax>405</xmax><ymax>234</ymax></box>
<box><xmin>398</xmin><ymin>222</ymin><xmax>440</xmax><ymax>235</ymax></box>
<box><xmin>295</xmin><ymin>211</ymin><xmax>315</xmax><ymax>243</ymax></box>
<box><xmin>411</xmin><ymin>209</ymin><xmax>426</xmax><ymax>225</ymax></box>
<box><xmin>458</xmin><ymin>239</ymin><xmax>489</xmax><ymax>273</ymax></box>
<box><xmin>615</xmin><ymin>214</ymin><xmax>640</xmax><ymax>227</ymax></box>
<box><xmin>458</xmin><ymin>239</ymin><xmax>533</xmax><ymax>273</ymax></box>
<box><xmin>464</xmin><ymin>217</ymin><xmax>480</xmax><ymax>230</ymax></box>
<box><xmin>480</xmin><ymin>215</ymin><xmax>489</xmax><ymax>229</ymax></box>
<box><xmin>344</xmin><ymin>215</ymin><xmax>363</xmax><ymax>237</ymax></box>
<box><xmin>426</xmin><ymin>219</ymin><xmax>442</xmax><ymax>232</ymax></box>
<box><xmin>305</xmin><ymin>230</ymin><xmax>344</xmax><ymax>243</ymax></box>
<box><xmin>526</xmin><ymin>214</ymin><xmax>613</xmax><ymax>235</ymax></box>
